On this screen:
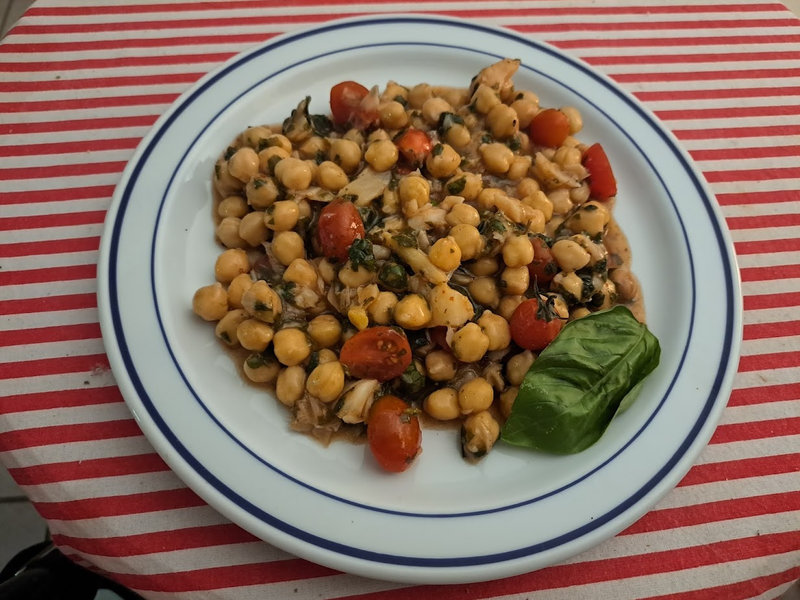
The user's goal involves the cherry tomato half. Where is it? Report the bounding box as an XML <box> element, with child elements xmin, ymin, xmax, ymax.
<box><xmin>316</xmin><ymin>199</ymin><xmax>365</xmax><ymax>262</ymax></box>
<box><xmin>339</xmin><ymin>326</ymin><xmax>412</xmax><ymax>382</ymax></box>
<box><xmin>394</xmin><ymin>128</ymin><xmax>433</xmax><ymax>167</ymax></box>
<box><xmin>329</xmin><ymin>81</ymin><xmax>369</xmax><ymax>126</ymax></box>
<box><xmin>527</xmin><ymin>237</ymin><xmax>559</xmax><ymax>285</ymax></box>
<box><xmin>529</xmin><ymin>108</ymin><xmax>570</xmax><ymax>148</ymax></box>
<box><xmin>582</xmin><ymin>143</ymin><xmax>617</xmax><ymax>201</ymax></box>
<box><xmin>509</xmin><ymin>297</ymin><xmax>564</xmax><ymax>351</ymax></box>
<box><xmin>367</xmin><ymin>395</ymin><xmax>422</xmax><ymax>472</ymax></box>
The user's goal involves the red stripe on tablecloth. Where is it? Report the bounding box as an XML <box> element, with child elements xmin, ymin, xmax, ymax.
<box><xmin>556</xmin><ymin>34</ymin><xmax>800</xmax><ymax>49</ymax></box>
<box><xmin>111</xmin><ymin>558</ymin><xmax>337</xmax><ymax>592</ymax></box>
<box><xmin>716</xmin><ymin>190</ymin><xmax>800</xmax><ymax>206</ymax></box>
<box><xmin>679</xmin><ymin>453</ymin><xmax>800</xmax><ymax>486</ymax></box>
<box><xmin>622</xmin><ymin>490</ymin><xmax>800</xmax><ymax>535</ymax></box>
<box><xmin>0</xmin><ymin>161</ymin><xmax>126</xmax><ymax>180</ymax></box>
<box><xmin>0</xmin><ymin>264</ymin><xmax>97</xmax><ymax>286</ymax></box>
<box><xmin>639</xmin><ymin>567</ymin><xmax>800</xmax><ymax>600</ymax></box>
<box><xmin>0</xmin><ymin>292</ymin><xmax>97</xmax><ymax>316</ymax></box>
<box><xmin>588</xmin><ymin>50</ymin><xmax>800</xmax><ymax>66</ymax></box>
<box><xmin>0</xmin><ymin>115</ymin><xmax>157</xmax><ymax>135</ymax></box>
<box><xmin>328</xmin><ymin>531</ymin><xmax>800</xmax><ymax>599</ymax></box>
<box><xmin>744</xmin><ymin>291</ymin><xmax>800</xmax><ymax>310</ymax></box>
<box><xmin>613</xmin><ymin>67</ymin><xmax>800</xmax><ymax>83</ymax></box>
<box><xmin>0</xmin><ymin>52</ymin><xmax>235</xmax><ymax>72</ymax></box>
<box><xmin>658</xmin><ymin>105</ymin><xmax>800</xmax><ymax>121</ymax></box>
<box><xmin>0</xmin><ymin>211</ymin><xmax>106</xmax><ymax>231</ymax></box>
<box><xmin>0</xmin><ymin>95</ymin><xmax>176</xmax><ymax>114</ymax></box>
<box><xmin>636</xmin><ymin>85</ymin><xmax>800</xmax><ymax>101</ymax></box>
<box><xmin>0</xmin><ymin>185</ymin><xmax>114</xmax><ymax>206</ymax></box>
<box><xmin>734</xmin><ymin>238</ymin><xmax>800</xmax><ymax>255</ymax></box>
<box><xmin>0</xmin><ymin>73</ymin><xmax>203</xmax><ymax>93</ymax></box>
<box><xmin>729</xmin><ymin>382</ymin><xmax>800</xmax><ymax>407</ymax></box>
<box><xmin>743</xmin><ymin>319</ymin><xmax>800</xmax><ymax>339</ymax></box>
<box><xmin>0</xmin><ymin>236</ymin><xmax>100</xmax><ymax>258</ymax></box>
<box><xmin>739</xmin><ymin>352</ymin><xmax>800</xmax><ymax>372</ymax></box>
<box><xmin>705</xmin><ymin>166</ymin><xmax>800</xmax><ymax>183</ymax></box>
<box><xmin>727</xmin><ymin>214</ymin><xmax>800</xmax><ymax>229</ymax></box>
<box><xmin>690</xmin><ymin>146</ymin><xmax>800</xmax><ymax>161</ymax></box>
<box><xmin>513</xmin><ymin>18</ymin><xmax>800</xmax><ymax>32</ymax></box>
<box><xmin>0</xmin><ymin>354</ymin><xmax>110</xmax><ymax>381</ymax></box>
<box><xmin>9</xmin><ymin>453</ymin><xmax>168</xmax><ymax>484</ymax></box>
<box><xmin>52</xmin><ymin>523</ymin><xmax>258</xmax><ymax>557</ymax></box>
<box><xmin>0</xmin><ymin>419</ymin><xmax>139</xmax><ymax>452</ymax></box>
<box><xmin>36</xmin><ymin>487</ymin><xmax>202</xmax><ymax>520</ymax></box>
<box><xmin>674</xmin><ymin>124</ymin><xmax>800</xmax><ymax>140</ymax></box>
<box><xmin>710</xmin><ymin>417</ymin><xmax>800</xmax><ymax>444</ymax></box>
<box><xmin>0</xmin><ymin>321</ymin><xmax>100</xmax><ymax>347</ymax></box>
<box><xmin>0</xmin><ymin>386</ymin><xmax>123</xmax><ymax>414</ymax></box>
<box><xmin>0</xmin><ymin>137</ymin><xmax>140</xmax><ymax>156</ymax></box>
<box><xmin>741</xmin><ymin>265</ymin><xmax>800</xmax><ymax>283</ymax></box>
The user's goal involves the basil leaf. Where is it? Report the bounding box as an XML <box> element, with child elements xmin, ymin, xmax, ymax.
<box><xmin>501</xmin><ymin>305</ymin><xmax>660</xmax><ymax>454</ymax></box>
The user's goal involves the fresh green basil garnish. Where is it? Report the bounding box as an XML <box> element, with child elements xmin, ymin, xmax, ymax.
<box><xmin>501</xmin><ymin>305</ymin><xmax>660</xmax><ymax>454</ymax></box>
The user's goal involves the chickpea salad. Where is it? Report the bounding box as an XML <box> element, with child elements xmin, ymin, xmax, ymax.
<box><xmin>191</xmin><ymin>58</ymin><xmax>646</xmax><ymax>472</ymax></box>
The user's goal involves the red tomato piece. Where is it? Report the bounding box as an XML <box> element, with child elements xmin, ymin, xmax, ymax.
<box><xmin>367</xmin><ymin>395</ymin><xmax>422</xmax><ymax>472</ymax></box>
<box><xmin>339</xmin><ymin>326</ymin><xmax>412</xmax><ymax>382</ymax></box>
<box><xmin>316</xmin><ymin>200</ymin><xmax>365</xmax><ymax>262</ymax></box>
<box><xmin>329</xmin><ymin>81</ymin><xmax>369</xmax><ymax>126</ymax></box>
<box><xmin>582</xmin><ymin>143</ymin><xmax>617</xmax><ymax>201</ymax></box>
<box><xmin>509</xmin><ymin>297</ymin><xmax>564</xmax><ymax>351</ymax></box>
<box><xmin>529</xmin><ymin>108</ymin><xmax>570</xmax><ymax>148</ymax></box>
<box><xmin>527</xmin><ymin>237</ymin><xmax>559</xmax><ymax>285</ymax></box>
<box><xmin>395</xmin><ymin>128</ymin><xmax>433</xmax><ymax>167</ymax></box>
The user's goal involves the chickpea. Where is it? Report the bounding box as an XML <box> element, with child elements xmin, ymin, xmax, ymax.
<box><xmin>215</xmin><ymin>248</ymin><xmax>249</xmax><ymax>284</ymax></box>
<box><xmin>571</xmin><ymin>306</ymin><xmax>592</xmax><ymax>320</ymax></box>
<box><xmin>498</xmin><ymin>294</ymin><xmax>525</xmax><ymax>321</ymax></box>
<box><xmin>273</xmin><ymin>327</ymin><xmax>311</xmax><ymax>366</ymax></box>
<box><xmin>461</xmin><ymin>410</ymin><xmax>500</xmax><ymax>461</ymax></box>
<box><xmin>271</xmin><ymin>231</ymin><xmax>305</xmax><ymax>266</ymax></box>
<box><xmin>610</xmin><ymin>268</ymin><xmax>640</xmax><ymax>302</ymax></box>
<box><xmin>468</xmin><ymin>256</ymin><xmax>500</xmax><ymax>277</ymax></box>
<box><xmin>570</xmin><ymin>183</ymin><xmax>592</xmax><ymax>205</ymax></box>
<box><xmin>239</xmin><ymin>211</ymin><xmax>269</xmax><ymax>247</ymax></box>
<box><xmin>192</xmin><ymin>282</ymin><xmax>228</xmax><ymax>321</ymax></box>
<box><xmin>239</xmin><ymin>125</ymin><xmax>273</xmax><ymax>149</ymax></box>
<box><xmin>560</xmin><ymin>105</ymin><xmax>583</xmax><ymax>134</ymax></box>
<box><xmin>275</xmin><ymin>365</ymin><xmax>306</xmax><ymax>407</ymax></box>
<box><xmin>423</xmin><ymin>388</ymin><xmax>460</xmax><ymax>421</ymax></box>
<box><xmin>445</xmin><ymin>122</ymin><xmax>472</xmax><ymax>149</ymax></box>
<box><xmin>298</xmin><ymin>135</ymin><xmax>328</xmax><ymax>160</ymax></box>
<box><xmin>476</xmin><ymin>187</ymin><xmax>505</xmax><ymax>212</ymax></box>
<box><xmin>428</xmin><ymin>283</ymin><xmax>474</xmax><ymax>328</ymax></box>
<box><xmin>273</xmin><ymin>157</ymin><xmax>312</xmax><ymax>191</ymax></box>
<box><xmin>328</xmin><ymin>138</ymin><xmax>362</xmax><ymax>173</ymax></box>
<box><xmin>399</xmin><ymin>174</ymin><xmax>431</xmax><ymax>217</ymax></box>
<box><xmin>425</xmin><ymin>350</ymin><xmax>458</xmax><ymax>382</ymax></box>
<box><xmin>227</xmin><ymin>273</ymin><xmax>253</xmax><ymax>309</ymax></box>
<box><xmin>236</xmin><ymin>318</ymin><xmax>274</xmax><ymax>351</ymax></box>
<box><xmin>421</xmin><ymin>96</ymin><xmax>452</xmax><ymax>125</ymax></box>
<box><xmin>468</xmin><ymin>276</ymin><xmax>500</xmax><ymax>309</ymax></box>
<box><xmin>551</xmin><ymin>239</ymin><xmax>591</xmax><ymax>272</ymax></box>
<box><xmin>243</xmin><ymin>353</ymin><xmax>280</xmax><ymax>383</ymax></box>
<box><xmin>343</xmin><ymin>128</ymin><xmax>365</xmax><ymax>146</ymax></box>
<box><xmin>241</xmin><ymin>280</ymin><xmax>282</xmax><ymax>323</ymax></box>
<box><xmin>306</xmin><ymin>360</ymin><xmax>345</xmax><ymax>403</ymax></box>
<box><xmin>408</xmin><ymin>83</ymin><xmax>433</xmax><ymax>108</ymax></box>
<box><xmin>446</xmin><ymin>202</ymin><xmax>480</xmax><ymax>227</ymax></box>
<box><xmin>500</xmin><ymin>266</ymin><xmax>530</xmax><ymax>296</ymax></box>
<box><xmin>257</xmin><ymin>146</ymin><xmax>290</xmax><ymax>174</ymax></box>
<box><xmin>451</xmin><ymin>322</ymin><xmax>490</xmax><ymax>362</ymax></box>
<box><xmin>470</xmin><ymin>84</ymin><xmax>501</xmax><ymax>114</ymax></box>
<box><xmin>458</xmin><ymin>377</ymin><xmax>494</xmax><ymax>415</ymax></box>
<box><xmin>499</xmin><ymin>386</ymin><xmax>519</xmax><ymax>419</ymax></box>
<box><xmin>214</xmin><ymin>159</ymin><xmax>242</xmax><ymax>196</ymax></box>
<box><xmin>567</xmin><ymin>201</ymin><xmax>610</xmax><ymax>236</ymax></box>
<box><xmin>317</xmin><ymin>348</ymin><xmax>338</xmax><ymax>364</ymax></box>
<box><xmin>428</xmin><ymin>236</ymin><xmax>462</xmax><ymax>272</ymax></box>
<box><xmin>486</xmin><ymin>103</ymin><xmax>519</xmax><ymax>139</ymax></box>
<box><xmin>458</xmin><ymin>172</ymin><xmax>484</xmax><ymax>201</ymax></box>
<box><xmin>266</xmin><ymin>200</ymin><xmax>299</xmax><ymax>232</ymax></box>
<box><xmin>378</xmin><ymin>100</ymin><xmax>409</xmax><ymax>129</ymax></box>
<box><xmin>364</xmin><ymin>139</ymin><xmax>399</xmax><ymax>172</ymax></box>
<box><xmin>217</xmin><ymin>195</ymin><xmax>248</xmax><ymax>218</ymax></box>
<box><xmin>552</xmin><ymin>271</ymin><xmax>584</xmax><ymax>302</ymax></box>
<box><xmin>502</xmin><ymin>235</ymin><xmax>534</xmax><ymax>268</ymax></box>
<box><xmin>506</xmin><ymin>350</ymin><xmax>535</xmax><ymax>386</ymax></box>
<box><xmin>283</xmin><ymin>258</ymin><xmax>317</xmax><ymax>288</ymax></box>
<box><xmin>393</xmin><ymin>293</ymin><xmax>432</xmax><ymax>330</ymax></box>
<box><xmin>316</xmin><ymin>160</ymin><xmax>349</xmax><ymax>191</ymax></box>
<box><xmin>215</xmin><ymin>216</ymin><xmax>247</xmax><ymax>249</ymax></box>
<box><xmin>307</xmin><ymin>314</ymin><xmax>342</xmax><ymax>348</ymax></box>
<box><xmin>554</xmin><ymin>146</ymin><xmax>582</xmax><ymax>170</ymax></box>
<box><xmin>366</xmin><ymin>291</ymin><xmax>398</xmax><ymax>325</ymax></box>
<box><xmin>245</xmin><ymin>175</ymin><xmax>280</xmax><ymax>210</ymax></box>
<box><xmin>510</xmin><ymin>98</ymin><xmax>538</xmax><ymax>129</ymax></box>
<box><xmin>507</xmin><ymin>155</ymin><xmax>533</xmax><ymax>181</ymax></box>
<box><xmin>522</xmin><ymin>190</ymin><xmax>554</xmax><ymax>222</ymax></box>
<box><xmin>425</xmin><ymin>143</ymin><xmax>461</xmax><ymax>179</ymax></box>
<box><xmin>549</xmin><ymin>188</ymin><xmax>574</xmax><ymax>216</ymax></box>
<box><xmin>338</xmin><ymin>264</ymin><xmax>375</xmax><ymax>288</ymax></box>
<box><xmin>316</xmin><ymin>258</ymin><xmax>336</xmax><ymax>284</ymax></box>
<box><xmin>480</xmin><ymin>142</ymin><xmax>514</xmax><ymax>175</ymax></box>
<box><xmin>477</xmin><ymin>311</ymin><xmax>511</xmax><ymax>351</ymax></box>
<box><xmin>450</xmin><ymin>223</ymin><xmax>484</xmax><ymax>261</ymax></box>
<box><xmin>263</xmin><ymin>133</ymin><xmax>292</xmax><ymax>154</ymax></box>
<box><xmin>227</xmin><ymin>147</ymin><xmax>259</xmax><ymax>182</ymax></box>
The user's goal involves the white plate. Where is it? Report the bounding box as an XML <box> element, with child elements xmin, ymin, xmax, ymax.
<box><xmin>97</xmin><ymin>15</ymin><xmax>742</xmax><ymax>583</ymax></box>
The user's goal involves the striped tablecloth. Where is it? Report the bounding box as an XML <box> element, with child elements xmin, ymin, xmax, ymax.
<box><xmin>1</xmin><ymin>1</ymin><xmax>799</xmax><ymax>598</ymax></box>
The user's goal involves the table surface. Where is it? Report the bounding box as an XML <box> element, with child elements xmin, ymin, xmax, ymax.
<box><xmin>1</xmin><ymin>1</ymin><xmax>799</xmax><ymax>598</ymax></box>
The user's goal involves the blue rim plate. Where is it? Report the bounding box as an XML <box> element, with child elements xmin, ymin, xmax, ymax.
<box><xmin>97</xmin><ymin>15</ymin><xmax>742</xmax><ymax>583</ymax></box>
